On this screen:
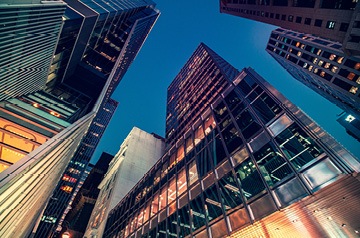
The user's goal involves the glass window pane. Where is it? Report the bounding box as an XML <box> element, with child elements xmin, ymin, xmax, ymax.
<box><xmin>143</xmin><ymin>202</ymin><xmax>151</xmax><ymax>223</ymax></box>
<box><xmin>159</xmin><ymin>185</ymin><xmax>167</xmax><ymax>210</ymax></box>
<box><xmin>190</xmin><ymin>195</ymin><xmax>206</xmax><ymax>232</ymax></box>
<box><xmin>224</xmin><ymin>90</ymin><xmax>242</xmax><ymax>110</ymax></box>
<box><xmin>177</xmin><ymin>144</ymin><xmax>185</xmax><ymax>162</ymax></box>
<box><xmin>218</xmin><ymin>172</ymin><xmax>243</xmax><ymax>211</ymax></box>
<box><xmin>167</xmin><ymin>213</ymin><xmax>177</xmax><ymax>237</ymax></box>
<box><xmin>185</xmin><ymin>135</ymin><xmax>194</xmax><ymax>154</ymax></box>
<box><xmin>168</xmin><ymin>176</ymin><xmax>176</xmax><ymax>204</ymax></box>
<box><xmin>196</xmin><ymin>148</ymin><xmax>213</xmax><ymax>177</ymax></box>
<box><xmin>235</xmin><ymin>109</ymin><xmax>261</xmax><ymax>140</ymax></box>
<box><xmin>203</xmin><ymin>185</ymin><xmax>223</xmax><ymax>221</ymax></box>
<box><xmin>221</xmin><ymin>124</ymin><xmax>243</xmax><ymax>155</ymax></box>
<box><xmin>214</xmin><ymin>101</ymin><xmax>229</xmax><ymax>122</ymax></box>
<box><xmin>252</xmin><ymin>93</ymin><xmax>282</xmax><ymax>123</ymax></box>
<box><xmin>275</xmin><ymin>123</ymin><xmax>324</xmax><ymax>170</ymax></box>
<box><xmin>238</xmin><ymin>75</ymin><xmax>257</xmax><ymax>96</ymax></box>
<box><xmin>235</xmin><ymin>158</ymin><xmax>266</xmax><ymax>199</ymax></box>
<box><xmin>177</xmin><ymin>169</ymin><xmax>187</xmax><ymax>196</ymax></box>
<box><xmin>231</xmin><ymin>147</ymin><xmax>249</xmax><ymax>166</ymax></box>
<box><xmin>188</xmin><ymin>160</ymin><xmax>199</xmax><ymax>186</ymax></box>
<box><xmin>195</xmin><ymin>125</ymin><xmax>205</xmax><ymax>145</ymax></box>
<box><xmin>157</xmin><ymin>220</ymin><xmax>166</xmax><ymax>238</ymax></box>
<box><xmin>151</xmin><ymin>192</ymin><xmax>159</xmax><ymax>216</ymax></box>
<box><xmin>208</xmin><ymin>136</ymin><xmax>227</xmax><ymax>166</ymax></box>
<box><xmin>204</xmin><ymin>115</ymin><xmax>216</xmax><ymax>135</ymax></box>
<box><xmin>254</xmin><ymin>142</ymin><xmax>293</xmax><ymax>187</ymax></box>
<box><xmin>178</xmin><ymin>205</ymin><xmax>191</xmax><ymax>237</ymax></box>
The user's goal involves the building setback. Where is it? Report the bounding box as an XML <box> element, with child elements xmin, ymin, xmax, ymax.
<box><xmin>85</xmin><ymin>127</ymin><xmax>165</xmax><ymax>238</ymax></box>
<box><xmin>103</xmin><ymin>43</ymin><xmax>360</xmax><ymax>238</ymax></box>
<box><xmin>220</xmin><ymin>0</ymin><xmax>360</xmax><ymax>56</ymax></box>
<box><xmin>266</xmin><ymin>28</ymin><xmax>360</xmax><ymax>119</ymax></box>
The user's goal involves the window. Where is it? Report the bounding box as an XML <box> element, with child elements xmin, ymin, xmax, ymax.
<box><xmin>235</xmin><ymin>158</ymin><xmax>266</xmax><ymax>199</ymax></box>
<box><xmin>188</xmin><ymin>160</ymin><xmax>199</xmax><ymax>185</ymax></box>
<box><xmin>288</xmin><ymin>15</ymin><xmax>294</xmax><ymax>22</ymax></box>
<box><xmin>60</xmin><ymin>185</ymin><xmax>73</xmax><ymax>193</ymax></box>
<box><xmin>190</xmin><ymin>195</ymin><xmax>206</xmax><ymax>231</ymax></box>
<box><xmin>273</xmin><ymin>0</ymin><xmax>287</xmax><ymax>6</ymax></box>
<box><xmin>159</xmin><ymin>186</ymin><xmax>167</xmax><ymax>210</ymax></box>
<box><xmin>203</xmin><ymin>185</ymin><xmax>223</xmax><ymax>221</ymax></box>
<box><xmin>168</xmin><ymin>177</ymin><xmax>176</xmax><ymax>204</ymax></box>
<box><xmin>314</xmin><ymin>19</ymin><xmax>322</xmax><ymax>27</ymax></box>
<box><xmin>254</xmin><ymin>142</ymin><xmax>293</xmax><ymax>186</ymax></box>
<box><xmin>218</xmin><ymin>172</ymin><xmax>243</xmax><ymax>211</ymax></box>
<box><xmin>281</xmin><ymin>14</ymin><xmax>286</xmax><ymax>21</ymax></box>
<box><xmin>326</xmin><ymin>21</ymin><xmax>336</xmax><ymax>29</ymax></box>
<box><xmin>221</xmin><ymin>124</ymin><xmax>243</xmax><ymax>155</ymax></box>
<box><xmin>304</xmin><ymin>18</ymin><xmax>311</xmax><ymax>25</ymax></box>
<box><xmin>204</xmin><ymin>115</ymin><xmax>216</xmax><ymax>135</ymax></box>
<box><xmin>275</xmin><ymin>13</ymin><xmax>280</xmax><ymax>19</ymax></box>
<box><xmin>340</xmin><ymin>23</ymin><xmax>349</xmax><ymax>32</ymax></box>
<box><xmin>235</xmin><ymin>110</ymin><xmax>261</xmax><ymax>140</ymax></box>
<box><xmin>252</xmin><ymin>93</ymin><xmax>281</xmax><ymax>123</ymax></box>
<box><xmin>194</xmin><ymin>125</ymin><xmax>205</xmax><ymax>145</ymax></box>
<box><xmin>209</xmin><ymin>136</ymin><xmax>227</xmax><ymax>166</ymax></box>
<box><xmin>177</xmin><ymin>169</ymin><xmax>187</xmax><ymax>196</ymax></box>
<box><xmin>296</xmin><ymin>16</ymin><xmax>302</xmax><ymax>23</ymax></box>
<box><xmin>275</xmin><ymin>123</ymin><xmax>323</xmax><ymax>170</ymax></box>
<box><xmin>178</xmin><ymin>205</ymin><xmax>191</xmax><ymax>236</ymax></box>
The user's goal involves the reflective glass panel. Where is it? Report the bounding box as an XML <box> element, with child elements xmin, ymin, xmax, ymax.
<box><xmin>203</xmin><ymin>185</ymin><xmax>223</xmax><ymax>221</ymax></box>
<box><xmin>252</xmin><ymin>93</ymin><xmax>282</xmax><ymax>123</ymax></box>
<box><xmin>235</xmin><ymin>109</ymin><xmax>261</xmax><ymax>140</ymax></box>
<box><xmin>218</xmin><ymin>172</ymin><xmax>243</xmax><ymax>211</ymax></box>
<box><xmin>177</xmin><ymin>169</ymin><xmax>187</xmax><ymax>196</ymax></box>
<box><xmin>235</xmin><ymin>158</ymin><xmax>266</xmax><ymax>199</ymax></box>
<box><xmin>254</xmin><ymin>142</ymin><xmax>293</xmax><ymax>187</ymax></box>
<box><xmin>275</xmin><ymin>123</ymin><xmax>323</xmax><ymax>170</ymax></box>
<box><xmin>178</xmin><ymin>205</ymin><xmax>191</xmax><ymax>237</ymax></box>
<box><xmin>168</xmin><ymin>177</ymin><xmax>176</xmax><ymax>204</ymax></box>
<box><xmin>188</xmin><ymin>160</ymin><xmax>199</xmax><ymax>186</ymax></box>
<box><xmin>221</xmin><ymin>124</ymin><xmax>243</xmax><ymax>155</ymax></box>
<box><xmin>190</xmin><ymin>195</ymin><xmax>206</xmax><ymax>231</ymax></box>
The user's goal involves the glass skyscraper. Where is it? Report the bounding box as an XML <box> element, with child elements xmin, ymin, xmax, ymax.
<box><xmin>0</xmin><ymin>0</ymin><xmax>160</xmax><ymax>237</ymax></box>
<box><xmin>103</xmin><ymin>43</ymin><xmax>360</xmax><ymax>238</ymax></box>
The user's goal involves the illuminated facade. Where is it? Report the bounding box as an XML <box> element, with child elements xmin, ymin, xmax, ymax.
<box><xmin>220</xmin><ymin>0</ymin><xmax>360</xmax><ymax>56</ymax></box>
<box><xmin>266</xmin><ymin>28</ymin><xmax>360</xmax><ymax>118</ymax></box>
<box><xmin>85</xmin><ymin>127</ymin><xmax>165</xmax><ymax>238</ymax></box>
<box><xmin>0</xmin><ymin>0</ymin><xmax>66</xmax><ymax>101</ymax></box>
<box><xmin>337</xmin><ymin>112</ymin><xmax>360</xmax><ymax>142</ymax></box>
<box><xmin>103</xmin><ymin>44</ymin><xmax>360</xmax><ymax>238</ymax></box>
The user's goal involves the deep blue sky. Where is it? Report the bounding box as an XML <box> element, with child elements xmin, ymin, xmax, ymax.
<box><xmin>91</xmin><ymin>0</ymin><xmax>360</xmax><ymax>163</ymax></box>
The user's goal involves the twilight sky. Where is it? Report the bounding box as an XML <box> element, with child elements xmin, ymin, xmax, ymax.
<box><xmin>91</xmin><ymin>0</ymin><xmax>360</xmax><ymax>163</ymax></box>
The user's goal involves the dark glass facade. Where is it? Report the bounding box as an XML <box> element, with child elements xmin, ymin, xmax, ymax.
<box><xmin>103</xmin><ymin>44</ymin><xmax>360</xmax><ymax>238</ymax></box>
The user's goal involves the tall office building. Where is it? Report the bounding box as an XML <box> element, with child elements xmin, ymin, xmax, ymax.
<box><xmin>103</xmin><ymin>43</ymin><xmax>360</xmax><ymax>238</ymax></box>
<box><xmin>85</xmin><ymin>127</ymin><xmax>165</xmax><ymax>238</ymax></box>
<box><xmin>62</xmin><ymin>152</ymin><xmax>114</xmax><ymax>238</ymax></box>
<box><xmin>0</xmin><ymin>0</ymin><xmax>160</xmax><ymax>236</ymax></box>
<box><xmin>0</xmin><ymin>0</ymin><xmax>66</xmax><ymax>101</ymax></box>
<box><xmin>266</xmin><ymin>28</ymin><xmax>360</xmax><ymax>119</ymax></box>
<box><xmin>337</xmin><ymin>112</ymin><xmax>360</xmax><ymax>142</ymax></box>
<box><xmin>34</xmin><ymin>98</ymin><xmax>118</xmax><ymax>238</ymax></box>
<box><xmin>220</xmin><ymin>0</ymin><xmax>360</xmax><ymax>56</ymax></box>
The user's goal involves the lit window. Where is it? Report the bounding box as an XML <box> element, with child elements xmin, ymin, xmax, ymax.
<box><xmin>355</xmin><ymin>63</ymin><xmax>360</xmax><ymax>70</ymax></box>
<box><xmin>318</xmin><ymin>60</ymin><xmax>324</xmax><ymax>66</ymax></box>
<box><xmin>309</xmin><ymin>65</ymin><xmax>313</xmax><ymax>71</ymax></box>
<box><xmin>347</xmin><ymin>73</ymin><xmax>356</xmax><ymax>80</ymax></box>
<box><xmin>300</xmin><ymin>44</ymin><xmax>305</xmax><ymax>49</ymax></box>
<box><xmin>356</xmin><ymin>77</ymin><xmax>360</xmax><ymax>84</ymax></box>
<box><xmin>337</xmin><ymin>57</ymin><xmax>344</xmax><ymax>64</ymax></box>
<box><xmin>296</xmin><ymin>42</ymin><xmax>301</xmax><ymax>47</ymax></box>
<box><xmin>60</xmin><ymin>185</ymin><xmax>73</xmax><ymax>193</ymax></box>
<box><xmin>329</xmin><ymin>54</ymin><xmax>336</xmax><ymax>60</ymax></box>
<box><xmin>331</xmin><ymin>66</ymin><xmax>339</xmax><ymax>73</ymax></box>
<box><xmin>297</xmin><ymin>51</ymin><xmax>302</xmax><ymax>56</ymax></box>
<box><xmin>349</xmin><ymin>86</ymin><xmax>358</xmax><ymax>94</ymax></box>
<box><xmin>314</xmin><ymin>68</ymin><xmax>319</xmax><ymax>73</ymax></box>
<box><xmin>320</xmin><ymin>71</ymin><xmax>326</xmax><ymax>77</ymax></box>
<box><xmin>313</xmin><ymin>58</ymin><xmax>318</xmax><ymax>64</ymax></box>
<box><xmin>324</xmin><ymin>62</ymin><xmax>331</xmax><ymax>68</ymax></box>
<box><xmin>303</xmin><ymin>62</ymin><xmax>308</xmax><ymax>68</ymax></box>
<box><xmin>326</xmin><ymin>21</ymin><xmax>336</xmax><ymax>29</ymax></box>
<box><xmin>316</xmin><ymin>49</ymin><xmax>322</xmax><ymax>55</ymax></box>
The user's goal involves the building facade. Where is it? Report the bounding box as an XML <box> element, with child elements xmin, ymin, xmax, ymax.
<box><xmin>0</xmin><ymin>0</ymin><xmax>66</xmax><ymax>101</ymax></box>
<box><xmin>266</xmin><ymin>28</ymin><xmax>360</xmax><ymax>119</ymax></box>
<box><xmin>63</xmin><ymin>152</ymin><xmax>115</xmax><ymax>238</ymax></box>
<box><xmin>34</xmin><ymin>98</ymin><xmax>118</xmax><ymax>238</ymax></box>
<box><xmin>85</xmin><ymin>127</ymin><xmax>165</xmax><ymax>238</ymax></box>
<box><xmin>220</xmin><ymin>0</ymin><xmax>360</xmax><ymax>56</ymax></box>
<box><xmin>103</xmin><ymin>44</ymin><xmax>360</xmax><ymax>238</ymax></box>
<box><xmin>337</xmin><ymin>112</ymin><xmax>360</xmax><ymax>142</ymax></box>
<box><xmin>0</xmin><ymin>0</ymin><xmax>160</xmax><ymax>236</ymax></box>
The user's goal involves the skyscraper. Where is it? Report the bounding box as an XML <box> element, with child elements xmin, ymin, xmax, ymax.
<box><xmin>220</xmin><ymin>0</ymin><xmax>360</xmax><ymax>56</ymax></box>
<box><xmin>266</xmin><ymin>28</ymin><xmax>360</xmax><ymax>118</ymax></box>
<box><xmin>0</xmin><ymin>0</ymin><xmax>160</xmax><ymax>236</ymax></box>
<box><xmin>103</xmin><ymin>43</ymin><xmax>360</xmax><ymax>238</ymax></box>
<box><xmin>0</xmin><ymin>0</ymin><xmax>66</xmax><ymax>101</ymax></box>
<box><xmin>62</xmin><ymin>152</ymin><xmax>115</xmax><ymax>238</ymax></box>
<box><xmin>34</xmin><ymin>98</ymin><xmax>118</xmax><ymax>238</ymax></box>
<box><xmin>85</xmin><ymin>127</ymin><xmax>165</xmax><ymax>238</ymax></box>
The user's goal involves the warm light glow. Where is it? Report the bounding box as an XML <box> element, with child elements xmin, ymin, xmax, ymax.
<box><xmin>50</xmin><ymin>111</ymin><xmax>60</xmax><ymax>117</ymax></box>
<box><xmin>32</xmin><ymin>103</ymin><xmax>39</xmax><ymax>108</ymax></box>
<box><xmin>345</xmin><ymin>115</ymin><xmax>355</xmax><ymax>122</ymax></box>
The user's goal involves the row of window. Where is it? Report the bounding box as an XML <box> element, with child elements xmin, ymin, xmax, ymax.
<box><xmin>222</xmin><ymin>6</ymin><xmax>350</xmax><ymax>32</ymax></box>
